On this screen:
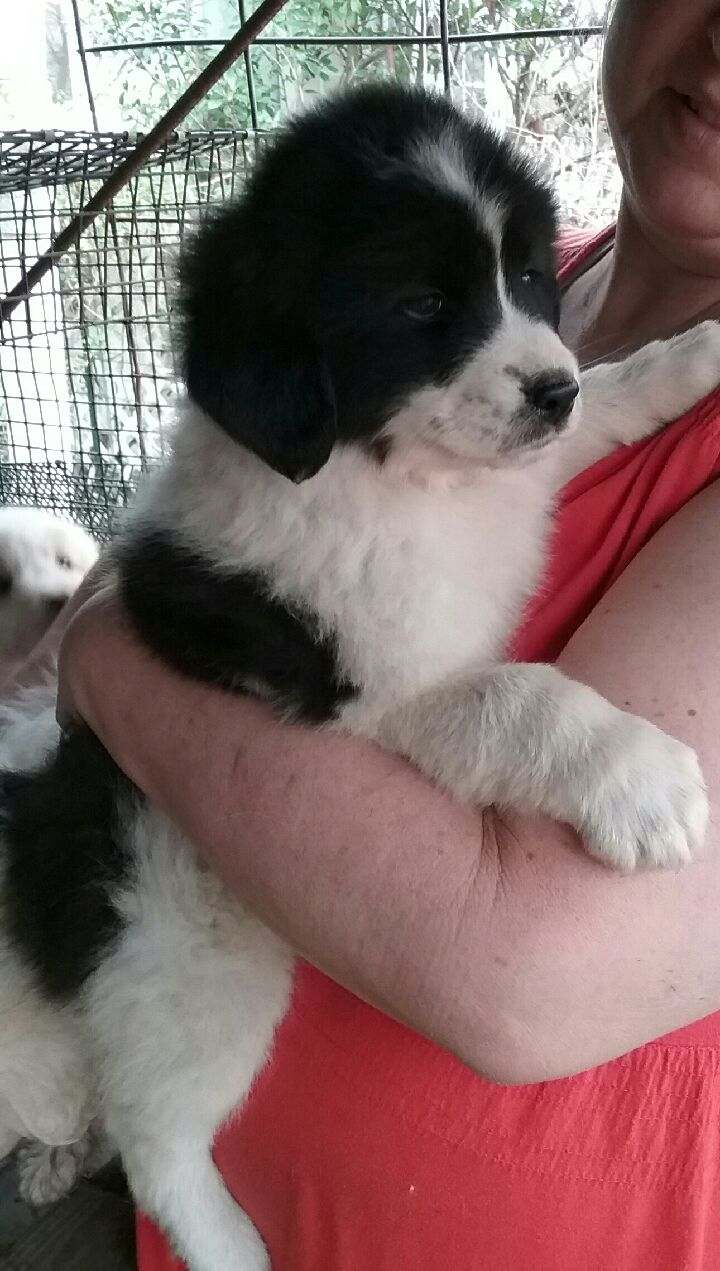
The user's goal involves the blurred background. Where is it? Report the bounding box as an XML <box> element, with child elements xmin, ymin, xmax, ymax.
<box><xmin>0</xmin><ymin>1</ymin><xmax>617</xmax><ymax>535</ymax></box>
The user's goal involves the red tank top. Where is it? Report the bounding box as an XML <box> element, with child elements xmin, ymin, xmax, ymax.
<box><xmin>138</xmin><ymin>227</ymin><xmax>720</xmax><ymax>1271</ymax></box>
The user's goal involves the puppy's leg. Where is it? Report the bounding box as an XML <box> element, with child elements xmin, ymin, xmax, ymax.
<box><xmin>355</xmin><ymin>663</ymin><xmax>707</xmax><ymax>873</ymax></box>
<box><xmin>0</xmin><ymin>935</ymin><xmax>95</xmax><ymax>1203</ymax></box>
<box><xmin>88</xmin><ymin>821</ymin><xmax>294</xmax><ymax>1271</ymax></box>
<box><xmin>557</xmin><ymin>320</ymin><xmax>720</xmax><ymax>483</ymax></box>
<box><xmin>92</xmin><ymin>967</ymin><xmax>277</xmax><ymax>1271</ymax></box>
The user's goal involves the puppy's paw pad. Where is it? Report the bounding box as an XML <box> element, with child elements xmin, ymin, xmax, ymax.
<box><xmin>16</xmin><ymin>1139</ymin><xmax>87</xmax><ymax>1206</ymax></box>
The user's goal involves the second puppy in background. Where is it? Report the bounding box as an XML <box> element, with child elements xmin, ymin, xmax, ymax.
<box><xmin>0</xmin><ymin>507</ymin><xmax>98</xmax><ymax>684</ymax></box>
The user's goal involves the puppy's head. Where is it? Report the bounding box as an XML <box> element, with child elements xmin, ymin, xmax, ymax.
<box><xmin>180</xmin><ymin>84</ymin><xmax>579</xmax><ymax>486</ymax></box>
<box><xmin>0</xmin><ymin>508</ymin><xmax>98</xmax><ymax>662</ymax></box>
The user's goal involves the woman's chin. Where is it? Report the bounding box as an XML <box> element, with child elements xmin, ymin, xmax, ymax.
<box><xmin>628</xmin><ymin>169</ymin><xmax>720</xmax><ymax>265</ymax></box>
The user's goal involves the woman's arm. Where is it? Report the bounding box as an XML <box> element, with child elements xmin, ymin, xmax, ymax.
<box><xmin>59</xmin><ymin>483</ymin><xmax>720</xmax><ymax>1082</ymax></box>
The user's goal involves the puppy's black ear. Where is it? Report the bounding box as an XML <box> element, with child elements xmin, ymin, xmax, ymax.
<box><xmin>185</xmin><ymin>340</ymin><xmax>337</xmax><ymax>483</ymax></box>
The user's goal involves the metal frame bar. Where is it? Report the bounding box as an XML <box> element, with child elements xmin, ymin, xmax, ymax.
<box><xmin>84</xmin><ymin>28</ymin><xmax>603</xmax><ymax>54</ymax></box>
<box><xmin>439</xmin><ymin>0</ymin><xmax>451</xmax><ymax>95</ymax></box>
<box><xmin>238</xmin><ymin>0</ymin><xmax>259</xmax><ymax>132</ymax></box>
<box><xmin>70</xmin><ymin>0</ymin><xmax>100</xmax><ymax>130</ymax></box>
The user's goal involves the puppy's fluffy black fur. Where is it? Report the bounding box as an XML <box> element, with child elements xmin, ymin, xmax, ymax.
<box><xmin>119</xmin><ymin>528</ymin><xmax>356</xmax><ymax>718</ymax></box>
<box><xmin>1</xmin><ymin>729</ymin><xmax>133</xmax><ymax>998</ymax></box>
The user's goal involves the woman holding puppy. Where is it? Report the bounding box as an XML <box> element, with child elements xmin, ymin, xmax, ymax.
<box><xmin>42</xmin><ymin>2</ymin><xmax>720</xmax><ymax>1267</ymax></box>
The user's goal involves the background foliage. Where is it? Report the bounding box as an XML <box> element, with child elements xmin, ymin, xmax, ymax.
<box><xmin>80</xmin><ymin>0</ymin><xmax>617</xmax><ymax>225</ymax></box>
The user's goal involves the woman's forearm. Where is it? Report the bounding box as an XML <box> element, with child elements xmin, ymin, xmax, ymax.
<box><xmin>60</xmin><ymin>605</ymin><xmax>501</xmax><ymax>1053</ymax></box>
<box><xmin>60</xmin><ymin>483</ymin><xmax>720</xmax><ymax>1081</ymax></box>
<box><xmin>478</xmin><ymin>478</ymin><xmax>720</xmax><ymax>1079</ymax></box>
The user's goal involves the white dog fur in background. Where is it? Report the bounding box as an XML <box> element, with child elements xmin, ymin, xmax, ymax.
<box><xmin>0</xmin><ymin>507</ymin><xmax>98</xmax><ymax>682</ymax></box>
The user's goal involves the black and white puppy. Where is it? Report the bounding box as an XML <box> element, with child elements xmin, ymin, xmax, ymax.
<box><xmin>0</xmin><ymin>86</ymin><xmax>716</xmax><ymax>1269</ymax></box>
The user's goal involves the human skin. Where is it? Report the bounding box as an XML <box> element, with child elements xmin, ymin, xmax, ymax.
<box><xmin>605</xmin><ymin>1</ymin><xmax>720</xmax><ymax>264</ymax></box>
<box><xmin>37</xmin><ymin>0</ymin><xmax>720</xmax><ymax>1081</ymax></box>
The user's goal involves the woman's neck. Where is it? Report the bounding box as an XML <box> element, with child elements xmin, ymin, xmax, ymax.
<box><xmin>561</xmin><ymin>194</ymin><xmax>720</xmax><ymax>365</ymax></box>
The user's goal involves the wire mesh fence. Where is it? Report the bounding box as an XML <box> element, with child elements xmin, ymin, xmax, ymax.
<box><xmin>0</xmin><ymin>128</ymin><xmax>263</xmax><ymax>536</ymax></box>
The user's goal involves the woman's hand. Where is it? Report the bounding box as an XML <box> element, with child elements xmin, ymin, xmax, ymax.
<box><xmin>57</xmin><ymin>483</ymin><xmax>720</xmax><ymax>1082</ymax></box>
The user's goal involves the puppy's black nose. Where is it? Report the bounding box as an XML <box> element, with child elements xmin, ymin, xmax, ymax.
<box><xmin>524</xmin><ymin>374</ymin><xmax>579</xmax><ymax>428</ymax></box>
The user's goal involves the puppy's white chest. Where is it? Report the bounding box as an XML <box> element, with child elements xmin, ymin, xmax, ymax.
<box><xmin>338</xmin><ymin>466</ymin><xmax>553</xmax><ymax>701</ymax></box>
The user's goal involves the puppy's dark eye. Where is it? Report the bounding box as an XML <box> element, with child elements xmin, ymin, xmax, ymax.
<box><xmin>520</xmin><ymin>269</ymin><xmax>544</xmax><ymax>288</ymax></box>
<box><xmin>56</xmin><ymin>554</ymin><xmax>72</xmax><ymax>569</ymax></box>
<box><xmin>401</xmin><ymin>293</ymin><xmax>445</xmax><ymax>321</ymax></box>
<box><xmin>0</xmin><ymin>571</ymin><xmax>12</xmax><ymax>596</ymax></box>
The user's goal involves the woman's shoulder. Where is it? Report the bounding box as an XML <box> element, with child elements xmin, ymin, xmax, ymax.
<box><xmin>557</xmin><ymin>223</ymin><xmax>615</xmax><ymax>283</ymax></box>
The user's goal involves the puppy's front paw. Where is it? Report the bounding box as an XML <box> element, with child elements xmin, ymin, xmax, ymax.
<box><xmin>663</xmin><ymin>320</ymin><xmax>720</xmax><ymax>404</ymax></box>
<box><xmin>611</xmin><ymin>320</ymin><xmax>720</xmax><ymax>438</ymax></box>
<box><xmin>574</xmin><ymin>714</ymin><xmax>708</xmax><ymax>873</ymax></box>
